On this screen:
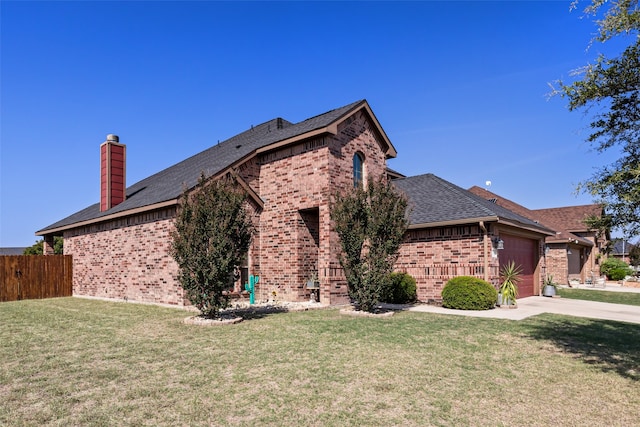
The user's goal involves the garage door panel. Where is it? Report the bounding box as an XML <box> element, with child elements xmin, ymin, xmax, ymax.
<box><xmin>499</xmin><ymin>234</ymin><xmax>536</xmax><ymax>298</ymax></box>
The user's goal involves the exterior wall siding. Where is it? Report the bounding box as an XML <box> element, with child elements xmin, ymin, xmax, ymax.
<box><xmin>249</xmin><ymin>110</ymin><xmax>390</xmax><ymax>305</ymax></box>
<box><xmin>545</xmin><ymin>245</ymin><xmax>568</xmax><ymax>285</ymax></box>
<box><xmin>64</xmin><ymin>207</ymin><xmax>185</xmax><ymax>305</ymax></box>
<box><xmin>325</xmin><ymin>111</ymin><xmax>389</xmax><ymax>305</ymax></box>
<box><xmin>395</xmin><ymin>225</ymin><xmax>499</xmax><ymax>302</ymax></box>
<box><xmin>254</xmin><ymin>137</ymin><xmax>331</xmax><ymax>303</ymax></box>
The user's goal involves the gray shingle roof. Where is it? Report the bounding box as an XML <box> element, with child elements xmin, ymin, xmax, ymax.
<box><xmin>0</xmin><ymin>247</ymin><xmax>27</xmax><ymax>255</ymax></box>
<box><xmin>37</xmin><ymin>100</ymin><xmax>366</xmax><ymax>234</ymax></box>
<box><xmin>393</xmin><ymin>173</ymin><xmax>554</xmax><ymax>233</ymax></box>
<box><xmin>611</xmin><ymin>238</ymin><xmax>636</xmax><ymax>255</ymax></box>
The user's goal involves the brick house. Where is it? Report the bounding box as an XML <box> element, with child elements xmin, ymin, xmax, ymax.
<box><xmin>610</xmin><ymin>239</ymin><xmax>636</xmax><ymax>264</ymax></box>
<box><xmin>37</xmin><ymin>100</ymin><xmax>553</xmax><ymax>305</ymax></box>
<box><xmin>469</xmin><ymin>186</ymin><xmax>608</xmax><ymax>285</ymax></box>
<box><xmin>393</xmin><ymin>175</ymin><xmax>553</xmax><ymax>301</ymax></box>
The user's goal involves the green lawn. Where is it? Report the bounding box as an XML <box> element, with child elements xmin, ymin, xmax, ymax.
<box><xmin>1</xmin><ymin>297</ymin><xmax>639</xmax><ymax>426</ymax></box>
<box><xmin>557</xmin><ymin>288</ymin><xmax>640</xmax><ymax>306</ymax></box>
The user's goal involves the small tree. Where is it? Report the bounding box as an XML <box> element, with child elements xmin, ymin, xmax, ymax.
<box><xmin>24</xmin><ymin>237</ymin><xmax>63</xmax><ymax>255</ymax></box>
<box><xmin>332</xmin><ymin>179</ymin><xmax>409</xmax><ymax>312</ymax></box>
<box><xmin>630</xmin><ymin>244</ymin><xmax>640</xmax><ymax>267</ymax></box>
<box><xmin>553</xmin><ymin>0</ymin><xmax>640</xmax><ymax>236</ymax></box>
<box><xmin>171</xmin><ymin>173</ymin><xmax>254</xmax><ymax>318</ymax></box>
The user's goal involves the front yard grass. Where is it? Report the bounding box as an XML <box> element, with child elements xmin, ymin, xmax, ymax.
<box><xmin>557</xmin><ymin>288</ymin><xmax>640</xmax><ymax>306</ymax></box>
<box><xmin>1</xmin><ymin>297</ymin><xmax>639</xmax><ymax>426</ymax></box>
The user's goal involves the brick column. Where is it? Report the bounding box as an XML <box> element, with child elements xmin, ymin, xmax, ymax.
<box><xmin>43</xmin><ymin>235</ymin><xmax>55</xmax><ymax>255</ymax></box>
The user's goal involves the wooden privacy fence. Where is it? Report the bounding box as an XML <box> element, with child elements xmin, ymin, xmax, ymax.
<box><xmin>0</xmin><ymin>255</ymin><xmax>72</xmax><ymax>302</ymax></box>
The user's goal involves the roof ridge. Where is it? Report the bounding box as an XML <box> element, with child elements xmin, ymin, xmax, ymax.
<box><xmin>297</xmin><ymin>99</ymin><xmax>365</xmax><ymax>124</ymax></box>
<box><xmin>533</xmin><ymin>204</ymin><xmax>602</xmax><ymax>212</ymax></box>
<box><xmin>36</xmin><ymin>100</ymin><xmax>370</xmax><ymax>234</ymax></box>
<box><xmin>427</xmin><ymin>174</ymin><xmax>498</xmax><ymax>217</ymax></box>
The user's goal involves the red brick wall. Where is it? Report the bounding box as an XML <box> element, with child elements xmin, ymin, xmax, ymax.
<box><xmin>61</xmin><ymin>109</ymin><xmax>392</xmax><ymax>307</ymax></box>
<box><xmin>249</xmin><ymin>110</ymin><xmax>390</xmax><ymax>305</ymax></box>
<box><xmin>326</xmin><ymin>111</ymin><xmax>389</xmax><ymax>304</ymax></box>
<box><xmin>545</xmin><ymin>245</ymin><xmax>568</xmax><ymax>285</ymax></box>
<box><xmin>254</xmin><ymin>137</ymin><xmax>330</xmax><ymax>302</ymax></box>
<box><xmin>395</xmin><ymin>225</ymin><xmax>500</xmax><ymax>302</ymax></box>
<box><xmin>64</xmin><ymin>207</ymin><xmax>185</xmax><ymax>305</ymax></box>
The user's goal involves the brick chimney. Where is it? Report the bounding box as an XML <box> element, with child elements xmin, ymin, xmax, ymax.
<box><xmin>100</xmin><ymin>134</ymin><xmax>126</xmax><ymax>212</ymax></box>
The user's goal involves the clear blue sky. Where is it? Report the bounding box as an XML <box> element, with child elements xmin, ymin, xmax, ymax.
<box><xmin>0</xmin><ymin>1</ymin><xmax>624</xmax><ymax>247</ymax></box>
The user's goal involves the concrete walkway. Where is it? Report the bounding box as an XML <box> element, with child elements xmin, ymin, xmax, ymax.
<box><xmin>397</xmin><ymin>282</ymin><xmax>640</xmax><ymax>324</ymax></box>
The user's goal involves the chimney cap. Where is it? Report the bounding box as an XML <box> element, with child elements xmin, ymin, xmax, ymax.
<box><xmin>106</xmin><ymin>134</ymin><xmax>119</xmax><ymax>143</ymax></box>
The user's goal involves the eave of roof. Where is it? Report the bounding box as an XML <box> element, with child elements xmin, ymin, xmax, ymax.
<box><xmin>394</xmin><ymin>174</ymin><xmax>554</xmax><ymax>236</ymax></box>
<box><xmin>408</xmin><ymin>216</ymin><xmax>499</xmax><ymax>230</ymax></box>
<box><xmin>36</xmin><ymin>100</ymin><xmax>396</xmax><ymax>235</ymax></box>
<box><xmin>36</xmin><ymin>200</ymin><xmax>178</xmax><ymax>235</ymax></box>
<box><xmin>386</xmin><ymin>167</ymin><xmax>405</xmax><ymax>179</ymax></box>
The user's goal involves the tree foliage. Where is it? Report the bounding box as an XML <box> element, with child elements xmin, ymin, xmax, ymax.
<box><xmin>24</xmin><ymin>237</ymin><xmax>63</xmax><ymax>255</ymax></box>
<box><xmin>381</xmin><ymin>272</ymin><xmax>417</xmax><ymax>304</ymax></box>
<box><xmin>171</xmin><ymin>173</ymin><xmax>254</xmax><ymax>318</ymax></box>
<box><xmin>600</xmin><ymin>257</ymin><xmax>634</xmax><ymax>279</ymax></box>
<box><xmin>629</xmin><ymin>242</ymin><xmax>640</xmax><ymax>266</ymax></box>
<box><xmin>331</xmin><ymin>179</ymin><xmax>409</xmax><ymax>312</ymax></box>
<box><xmin>555</xmin><ymin>0</ymin><xmax>640</xmax><ymax>237</ymax></box>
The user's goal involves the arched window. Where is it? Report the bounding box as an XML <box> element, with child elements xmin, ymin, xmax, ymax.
<box><xmin>353</xmin><ymin>152</ymin><xmax>364</xmax><ymax>187</ymax></box>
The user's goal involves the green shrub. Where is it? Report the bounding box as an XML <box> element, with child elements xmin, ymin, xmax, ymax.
<box><xmin>600</xmin><ymin>258</ymin><xmax>633</xmax><ymax>280</ymax></box>
<box><xmin>609</xmin><ymin>267</ymin><xmax>633</xmax><ymax>280</ymax></box>
<box><xmin>442</xmin><ymin>276</ymin><xmax>497</xmax><ymax>310</ymax></box>
<box><xmin>381</xmin><ymin>272</ymin><xmax>417</xmax><ymax>304</ymax></box>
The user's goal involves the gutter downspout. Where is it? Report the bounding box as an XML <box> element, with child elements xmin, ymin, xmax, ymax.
<box><xmin>479</xmin><ymin>221</ymin><xmax>489</xmax><ymax>282</ymax></box>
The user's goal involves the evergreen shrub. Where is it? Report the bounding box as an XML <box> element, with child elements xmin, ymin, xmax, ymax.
<box><xmin>382</xmin><ymin>272</ymin><xmax>417</xmax><ymax>304</ymax></box>
<box><xmin>441</xmin><ymin>276</ymin><xmax>497</xmax><ymax>310</ymax></box>
<box><xmin>600</xmin><ymin>258</ymin><xmax>633</xmax><ymax>280</ymax></box>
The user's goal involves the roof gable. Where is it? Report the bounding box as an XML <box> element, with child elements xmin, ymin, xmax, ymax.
<box><xmin>37</xmin><ymin>100</ymin><xmax>394</xmax><ymax>235</ymax></box>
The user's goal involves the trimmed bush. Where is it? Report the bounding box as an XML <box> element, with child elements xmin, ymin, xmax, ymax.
<box><xmin>600</xmin><ymin>258</ymin><xmax>633</xmax><ymax>280</ymax></box>
<box><xmin>610</xmin><ymin>267</ymin><xmax>633</xmax><ymax>281</ymax></box>
<box><xmin>381</xmin><ymin>272</ymin><xmax>417</xmax><ymax>304</ymax></box>
<box><xmin>442</xmin><ymin>276</ymin><xmax>497</xmax><ymax>310</ymax></box>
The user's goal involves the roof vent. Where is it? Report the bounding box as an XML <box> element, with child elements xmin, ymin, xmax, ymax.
<box><xmin>106</xmin><ymin>134</ymin><xmax>119</xmax><ymax>143</ymax></box>
<box><xmin>277</xmin><ymin>118</ymin><xmax>284</xmax><ymax>129</ymax></box>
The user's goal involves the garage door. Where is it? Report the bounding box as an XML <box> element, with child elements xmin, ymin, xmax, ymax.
<box><xmin>499</xmin><ymin>234</ymin><xmax>537</xmax><ymax>298</ymax></box>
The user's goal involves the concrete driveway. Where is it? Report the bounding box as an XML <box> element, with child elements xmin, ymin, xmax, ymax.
<box><xmin>400</xmin><ymin>283</ymin><xmax>640</xmax><ymax>324</ymax></box>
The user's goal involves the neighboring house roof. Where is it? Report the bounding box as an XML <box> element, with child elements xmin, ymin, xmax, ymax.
<box><xmin>0</xmin><ymin>247</ymin><xmax>26</xmax><ymax>255</ymax></box>
<box><xmin>468</xmin><ymin>186</ymin><xmax>536</xmax><ymax>220</ymax></box>
<box><xmin>468</xmin><ymin>186</ymin><xmax>600</xmax><ymax>246</ymax></box>
<box><xmin>532</xmin><ymin>205</ymin><xmax>604</xmax><ymax>233</ymax></box>
<box><xmin>37</xmin><ymin>100</ymin><xmax>396</xmax><ymax>235</ymax></box>
<box><xmin>394</xmin><ymin>174</ymin><xmax>554</xmax><ymax>235</ymax></box>
<box><xmin>611</xmin><ymin>238</ymin><xmax>636</xmax><ymax>256</ymax></box>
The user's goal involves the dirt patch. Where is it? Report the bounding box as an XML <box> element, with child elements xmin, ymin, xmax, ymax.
<box><xmin>339</xmin><ymin>307</ymin><xmax>395</xmax><ymax>318</ymax></box>
<box><xmin>184</xmin><ymin>314</ymin><xmax>243</xmax><ymax>326</ymax></box>
<box><xmin>184</xmin><ymin>301</ymin><xmax>328</xmax><ymax>325</ymax></box>
<box><xmin>622</xmin><ymin>281</ymin><xmax>640</xmax><ymax>288</ymax></box>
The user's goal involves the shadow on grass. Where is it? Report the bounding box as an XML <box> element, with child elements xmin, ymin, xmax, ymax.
<box><xmin>227</xmin><ymin>305</ymin><xmax>292</xmax><ymax>320</ymax></box>
<box><xmin>524</xmin><ymin>316</ymin><xmax>640</xmax><ymax>381</ymax></box>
